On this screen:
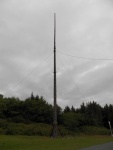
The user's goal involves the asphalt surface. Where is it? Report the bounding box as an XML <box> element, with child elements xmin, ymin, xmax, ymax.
<box><xmin>80</xmin><ymin>142</ymin><xmax>113</xmax><ymax>150</ymax></box>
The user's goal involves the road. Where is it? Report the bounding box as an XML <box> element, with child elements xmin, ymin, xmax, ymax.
<box><xmin>80</xmin><ymin>142</ymin><xmax>113</xmax><ymax>150</ymax></box>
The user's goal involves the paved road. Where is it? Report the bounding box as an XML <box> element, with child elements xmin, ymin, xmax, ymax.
<box><xmin>80</xmin><ymin>142</ymin><xmax>113</xmax><ymax>150</ymax></box>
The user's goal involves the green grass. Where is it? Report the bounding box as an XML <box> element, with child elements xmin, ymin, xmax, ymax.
<box><xmin>0</xmin><ymin>135</ymin><xmax>113</xmax><ymax>150</ymax></box>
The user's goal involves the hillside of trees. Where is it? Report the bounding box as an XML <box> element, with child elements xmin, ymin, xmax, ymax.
<box><xmin>0</xmin><ymin>93</ymin><xmax>113</xmax><ymax>135</ymax></box>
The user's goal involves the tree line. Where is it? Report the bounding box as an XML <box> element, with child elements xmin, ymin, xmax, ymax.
<box><xmin>0</xmin><ymin>93</ymin><xmax>113</xmax><ymax>132</ymax></box>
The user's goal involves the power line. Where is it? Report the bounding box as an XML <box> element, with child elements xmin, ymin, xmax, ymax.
<box><xmin>58</xmin><ymin>51</ymin><xmax>113</xmax><ymax>61</ymax></box>
<box><xmin>57</xmin><ymin>53</ymin><xmax>87</xmax><ymax>101</ymax></box>
<box><xmin>3</xmin><ymin>52</ymin><xmax>53</xmax><ymax>96</ymax></box>
<box><xmin>57</xmin><ymin>51</ymin><xmax>113</xmax><ymax>105</ymax></box>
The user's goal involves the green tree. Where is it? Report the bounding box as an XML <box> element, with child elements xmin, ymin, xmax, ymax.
<box><xmin>71</xmin><ymin>106</ymin><xmax>76</xmax><ymax>112</ymax></box>
<box><xmin>85</xmin><ymin>101</ymin><xmax>103</xmax><ymax>126</ymax></box>
<box><xmin>62</xmin><ymin>112</ymin><xmax>79</xmax><ymax>131</ymax></box>
<box><xmin>64</xmin><ymin>106</ymin><xmax>71</xmax><ymax>113</ymax></box>
<box><xmin>103</xmin><ymin>104</ymin><xmax>113</xmax><ymax>128</ymax></box>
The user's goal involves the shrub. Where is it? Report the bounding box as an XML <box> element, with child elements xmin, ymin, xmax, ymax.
<box><xmin>0</xmin><ymin>128</ymin><xmax>4</xmax><ymax>134</ymax></box>
<box><xmin>80</xmin><ymin>126</ymin><xmax>110</xmax><ymax>135</ymax></box>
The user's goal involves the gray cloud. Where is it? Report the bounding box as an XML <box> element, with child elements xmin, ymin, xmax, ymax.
<box><xmin>0</xmin><ymin>0</ymin><xmax>113</xmax><ymax>108</ymax></box>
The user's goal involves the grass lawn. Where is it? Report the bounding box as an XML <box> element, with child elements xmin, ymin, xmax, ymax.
<box><xmin>0</xmin><ymin>135</ymin><xmax>113</xmax><ymax>150</ymax></box>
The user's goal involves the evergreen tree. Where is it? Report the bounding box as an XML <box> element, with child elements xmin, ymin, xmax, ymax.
<box><xmin>64</xmin><ymin>106</ymin><xmax>71</xmax><ymax>113</ymax></box>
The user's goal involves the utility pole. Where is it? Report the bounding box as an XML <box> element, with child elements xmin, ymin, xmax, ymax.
<box><xmin>50</xmin><ymin>13</ymin><xmax>63</xmax><ymax>138</ymax></box>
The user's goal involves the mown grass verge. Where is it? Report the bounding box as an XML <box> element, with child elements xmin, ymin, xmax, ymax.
<box><xmin>0</xmin><ymin>135</ymin><xmax>113</xmax><ymax>150</ymax></box>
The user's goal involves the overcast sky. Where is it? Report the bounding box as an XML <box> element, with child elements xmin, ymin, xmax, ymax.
<box><xmin>0</xmin><ymin>0</ymin><xmax>113</xmax><ymax>108</ymax></box>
